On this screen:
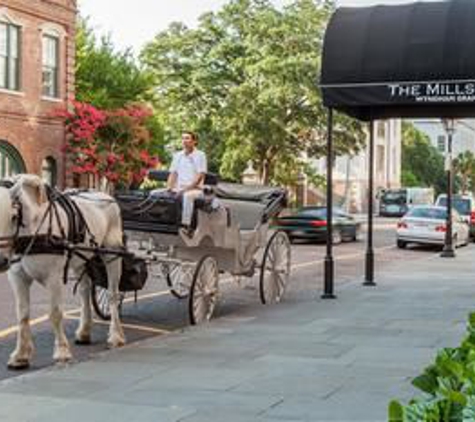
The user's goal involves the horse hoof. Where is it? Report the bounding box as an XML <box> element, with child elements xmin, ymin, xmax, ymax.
<box><xmin>74</xmin><ymin>337</ymin><xmax>92</xmax><ymax>346</ymax></box>
<box><xmin>7</xmin><ymin>360</ymin><xmax>30</xmax><ymax>371</ymax></box>
<box><xmin>54</xmin><ymin>356</ymin><xmax>72</xmax><ymax>364</ymax></box>
<box><xmin>53</xmin><ymin>349</ymin><xmax>73</xmax><ymax>364</ymax></box>
<box><xmin>107</xmin><ymin>337</ymin><xmax>125</xmax><ymax>349</ymax></box>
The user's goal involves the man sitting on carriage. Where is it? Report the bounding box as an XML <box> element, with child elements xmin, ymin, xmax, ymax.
<box><xmin>166</xmin><ymin>131</ymin><xmax>207</xmax><ymax>233</ymax></box>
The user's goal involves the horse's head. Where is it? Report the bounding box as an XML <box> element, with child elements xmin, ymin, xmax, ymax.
<box><xmin>0</xmin><ymin>185</ymin><xmax>16</xmax><ymax>272</ymax></box>
<box><xmin>0</xmin><ymin>175</ymin><xmax>49</xmax><ymax>272</ymax></box>
<box><xmin>10</xmin><ymin>174</ymin><xmax>49</xmax><ymax>226</ymax></box>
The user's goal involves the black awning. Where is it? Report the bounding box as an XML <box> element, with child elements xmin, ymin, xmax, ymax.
<box><xmin>320</xmin><ymin>0</ymin><xmax>475</xmax><ymax>121</ymax></box>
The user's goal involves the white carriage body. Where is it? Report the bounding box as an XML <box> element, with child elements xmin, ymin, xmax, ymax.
<box><xmin>110</xmin><ymin>177</ymin><xmax>292</xmax><ymax>324</ymax></box>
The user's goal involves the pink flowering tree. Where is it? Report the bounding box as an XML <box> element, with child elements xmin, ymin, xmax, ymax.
<box><xmin>57</xmin><ymin>102</ymin><xmax>159</xmax><ymax>190</ymax></box>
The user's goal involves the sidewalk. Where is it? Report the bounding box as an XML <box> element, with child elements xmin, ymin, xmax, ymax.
<box><xmin>1</xmin><ymin>247</ymin><xmax>474</xmax><ymax>422</ymax></box>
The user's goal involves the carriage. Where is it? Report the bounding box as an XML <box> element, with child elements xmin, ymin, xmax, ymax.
<box><xmin>91</xmin><ymin>171</ymin><xmax>292</xmax><ymax>325</ymax></box>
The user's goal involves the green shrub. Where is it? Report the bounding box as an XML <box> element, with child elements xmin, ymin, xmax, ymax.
<box><xmin>389</xmin><ymin>313</ymin><xmax>475</xmax><ymax>421</ymax></box>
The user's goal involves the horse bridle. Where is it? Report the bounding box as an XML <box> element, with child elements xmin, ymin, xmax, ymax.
<box><xmin>0</xmin><ymin>179</ymin><xmax>22</xmax><ymax>248</ymax></box>
<box><xmin>0</xmin><ymin>197</ymin><xmax>23</xmax><ymax>253</ymax></box>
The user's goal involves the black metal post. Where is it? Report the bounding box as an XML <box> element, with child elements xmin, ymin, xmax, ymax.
<box><xmin>363</xmin><ymin>120</ymin><xmax>376</xmax><ymax>286</ymax></box>
<box><xmin>441</xmin><ymin>129</ymin><xmax>455</xmax><ymax>258</ymax></box>
<box><xmin>322</xmin><ymin>108</ymin><xmax>336</xmax><ymax>299</ymax></box>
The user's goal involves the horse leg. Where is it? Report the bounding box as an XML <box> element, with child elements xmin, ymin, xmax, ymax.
<box><xmin>75</xmin><ymin>275</ymin><xmax>92</xmax><ymax>345</ymax></box>
<box><xmin>48</xmin><ymin>278</ymin><xmax>72</xmax><ymax>363</ymax></box>
<box><xmin>7</xmin><ymin>267</ymin><xmax>35</xmax><ymax>369</ymax></box>
<box><xmin>106</xmin><ymin>258</ymin><xmax>125</xmax><ymax>348</ymax></box>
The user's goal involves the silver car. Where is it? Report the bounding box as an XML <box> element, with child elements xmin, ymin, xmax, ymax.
<box><xmin>396</xmin><ymin>205</ymin><xmax>470</xmax><ymax>249</ymax></box>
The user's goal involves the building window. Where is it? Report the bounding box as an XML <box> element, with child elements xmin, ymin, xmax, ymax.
<box><xmin>42</xmin><ymin>35</ymin><xmax>59</xmax><ymax>98</ymax></box>
<box><xmin>0</xmin><ymin>22</ymin><xmax>20</xmax><ymax>91</ymax></box>
<box><xmin>0</xmin><ymin>140</ymin><xmax>25</xmax><ymax>178</ymax></box>
<box><xmin>377</xmin><ymin>145</ymin><xmax>385</xmax><ymax>175</ymax></box>
<box><xmin>41</xmin><ymin>156</ymin><xmax>57</xmax><ymax>186</ymax></box>
<box><xmin>437</xmin><ymin>135</ymin><xmax>446</xmax><ymax>153</ymax></box>
<box><xmin>377</xmin><ymin>121</ymin><xmax>386</xmax><ymax>139</ymax></box>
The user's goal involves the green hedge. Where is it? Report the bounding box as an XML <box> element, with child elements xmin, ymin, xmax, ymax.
<box><xmin>389</xmin><ymin>313</ymin><xmax>475</xmax><ymax>421</ymax></box>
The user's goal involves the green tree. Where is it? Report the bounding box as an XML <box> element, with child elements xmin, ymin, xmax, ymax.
<box><xmin>76</xmin><ymin>18</ymin><xmax>153</xmax><ymax>110</ymax></box>
<box><xmin>75</xmin><ymin>17</ymin><xmax>167</xmax><ymax>164</ymax></box>
<box><xmin>140</xmin><ymin>0</ymin><xmax>365</xmax><ymax>184</ymax></box>
<box><xmin>453</xmin><ymin>151</ymin><xmax>475</xmax><ymax>194</ymax></box>
<box><xmin>402</xmin><ymin>122</ymin><xmax>447</xmax><ymax>195</ymax></box>
<box><xmin>401</xmin><ymin>170</ymin><xmax>420</xmax><ymax>187</ymax></box>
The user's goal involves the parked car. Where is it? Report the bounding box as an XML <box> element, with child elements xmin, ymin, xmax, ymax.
<box><xmin>435</xmin><ymin>194</ymin><xmax>475</xmax><ymax>239</ymax></box>
<box><xmin>396</xmin><ymin>205</ymin><xmax>469</xmax><ymax>249</ymax></box>
<box><xmin>274</xmin><ymin>206</ymin><xmax>361</xmax><ymax>244</ymax></box>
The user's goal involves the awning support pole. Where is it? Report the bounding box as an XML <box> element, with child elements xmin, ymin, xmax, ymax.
<box><xmin>363</xmin><ymin>119</ymin><xmax>376</xmax><ymax>286</ymax></box>
<box><xmin>322</xmin><ymin>108</ymin><xmax>336</xmax><ymax>299</ymax></box>
<box><xmin>441</xmin><ymin>123</ymin><xmax>455</xmax><ymax>258</ymax></box>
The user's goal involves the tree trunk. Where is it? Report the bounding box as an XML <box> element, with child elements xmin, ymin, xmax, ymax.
<box><xmin>342</xmin><ymin>156</ymin><xmax>352</xmax><ymax>212</ymax></box>
<box><xmin>261</xmin><ymin>160</ymin><xmax>270</xmax><ymax>185</ymax></box>
<box><xmin>99</xmin><ymin>177</ymin><xmax>113</xmax><ymax>194</ymax></box>
<box><xmin>462</xmin><ymin>174</ymin><xmax>468</xmax><ymax>194</ymax></box>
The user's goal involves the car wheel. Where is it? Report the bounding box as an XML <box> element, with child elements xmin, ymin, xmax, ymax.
<box><xmin>453</xmin><ymin>234</ymin><xmax>458</xmax><ymax>248</ymax></box>
<box><xmin>332</xmin><ymin>229</ymin><xmax>342</xmax><ymax>245</ymax></box>
<box><xmin>397</xmin><ymin>240</ymin><xmax>407</xmax><ymax>249</ymax></box>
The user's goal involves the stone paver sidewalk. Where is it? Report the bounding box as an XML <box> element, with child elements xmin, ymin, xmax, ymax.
<box><xmin>0</xmin><ymin>246</ymin><xmax>474</xmax><ymax>422</ymax></box>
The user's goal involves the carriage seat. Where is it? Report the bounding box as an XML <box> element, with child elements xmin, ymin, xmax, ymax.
<box><xmin>116</xmin><ymin>180</ymin><xmax>287</xmax><ymax>234</ymax></box>
<box><xmin>214</xmin><ymin>183</ymin><xmax>287</xmax><ymax>231</ymax></box>
<box><xmin>117</xmin><ymin>188</ymin><xmax>218</xmax><ymax>234</ymax></box>
<box><xmin>219</xmin><ymin>199</ymin><xmax>266</xmax><ymax>231</ymax></box>
<box><xmin>116</xmin><ymin>189</ymin><xmax>182</xmax><ymax>234</ymax></box>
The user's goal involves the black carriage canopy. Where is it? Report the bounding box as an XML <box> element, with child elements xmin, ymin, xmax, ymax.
<box><xmin>320</xmin><ymin>0</ymin><xmax>475</xmax><ymax>121</ymax></box>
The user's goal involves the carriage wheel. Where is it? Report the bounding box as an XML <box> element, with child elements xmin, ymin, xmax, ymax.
<box><xmin>166</xmin><ymin>262</ymin><xmax>193</xmax><ymax>299</ymax></box>
<box><xmin>91</xmin><ymin>283</ymin><xmax>125</xmax><ymax>321</ymax></box>
<box><xmin>87</xmin><ymin>256</ymin><xmax>125</xmax><ymax>321</ymax></box>
<box><xmin>189</xmin><ymin>256</ymin><xmax>219</xmax><ymax>325</ymax></box>
<box><xmin>259</xmin><ymin>231</ymin><xmax>291</xmax><ymax>304</ymax></box>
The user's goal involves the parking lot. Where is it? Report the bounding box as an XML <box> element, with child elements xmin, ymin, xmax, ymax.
<box><xmin>0</xmin><ymin>217</ymin><xmax>452</xmax><ymax>380</ymax></box>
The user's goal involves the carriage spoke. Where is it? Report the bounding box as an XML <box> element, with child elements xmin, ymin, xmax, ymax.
<box><xmin>167</xmin><ymin>262</ymin><xmax>193</xmax><ymax>299</ymax></box>
<box><xmin>275</xmin><ymin>273</ymin><xmax>286</xmax><ymax>298</ymax></box>
<box><xmin>189</xmin><ymin>256</ymin><xmax>219</xmax><ymax>325</ymax></box>
<box><xmin>260</xmin><ymin>231</ymin><xmax>291</xmax><ymax>305</ymax></box>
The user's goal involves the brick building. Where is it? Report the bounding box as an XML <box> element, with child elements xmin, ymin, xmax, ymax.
<box><xmin>0</xmin><ymin>0</ymin><xmax>76</xmax><ymax>187</ymax></box>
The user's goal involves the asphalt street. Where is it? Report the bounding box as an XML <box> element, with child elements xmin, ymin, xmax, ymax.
<box><xmin>0</xmin><ymin>217</ymin><xmax>446</xmax><ymax>380</ymax></box>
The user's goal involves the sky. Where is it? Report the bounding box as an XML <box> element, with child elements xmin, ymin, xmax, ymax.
<box><xmin>78</xmin><ymin>0</ymin><xmax>440</xmax><ymax>54</ymax></box>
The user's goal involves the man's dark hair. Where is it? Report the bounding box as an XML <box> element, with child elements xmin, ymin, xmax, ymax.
<box><xmin>182</xmin><ymin>131</ymin><xmax>198</xmax><ymax>143</ymax></box>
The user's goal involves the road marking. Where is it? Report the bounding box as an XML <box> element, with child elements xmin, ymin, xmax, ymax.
<box><xmin>292</xmin><ymin>245</ymin><xmax>395</xmax><ymax>270</ymax></box>
<box><xmin>64</xmin><ymin>315</ymin><xmax>170</xmax><ymax>335</ymax></box>
<box><xmin>0</xmin><ymin>315</ymin><xmax>49</xmax><ymax>340</ymax></box>
<box><xmin>0</xmin><ymin>243</ymin><xmax>396</xmax><ymax>340</ymax></box>
<box><xmin>122</xmin><ymin>290</ymin><xmax>171</xmax><ymax>305</ymax></box>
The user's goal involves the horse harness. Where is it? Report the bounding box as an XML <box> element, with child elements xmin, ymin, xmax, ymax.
<box><xmin>0</xmin><ymin>183</ymin><xmax>114</xmax><ymax>284</ymax></box>
<box><xmin>13</xmin><ymin>188</ymin><xmax>91</xmax><ymax>255</ymax></box>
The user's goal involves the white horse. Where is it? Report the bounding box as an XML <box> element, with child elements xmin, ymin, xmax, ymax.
<box><xmin>0</xmin><ymin>174</ymin><xmax>125</xmax><ymax>369</ymax></box>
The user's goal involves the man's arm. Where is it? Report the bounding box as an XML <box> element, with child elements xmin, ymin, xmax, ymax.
<box><xmin>167</xmin><ymin>172</ymin><xmax>178</xmax><ymax>190</ymax></box>
<box><xmin>167</xmin><ymin>153</ymin><xmax>179</xmax><ymax>190</ymax></box>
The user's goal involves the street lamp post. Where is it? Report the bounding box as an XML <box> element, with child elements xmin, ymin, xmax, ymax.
<box><xmin>440</xmin><ymin>118</ymin><xmax>456</xmax><ymax>258</ymax></box>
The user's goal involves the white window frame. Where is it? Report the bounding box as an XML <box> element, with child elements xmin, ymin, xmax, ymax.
<box><xmin>0</xmin><ymin>8</ymin><xmax>22</xmax><ymax>93</ymax></box>
<box><xmin>437</xmin><ymin>135</ymin><xmax>446</xmax><ymax>153</ymax></box>
<box><xmin>40</xmin><ymin>24</ymin><xmax>66</xmax><ymax>101</ymax></box>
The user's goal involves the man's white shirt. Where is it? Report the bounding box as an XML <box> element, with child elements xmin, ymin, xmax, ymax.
<box><xmin>170</xmin><ymin>149</ymin><xmax>207</xmax><ymax>190</ymax></box>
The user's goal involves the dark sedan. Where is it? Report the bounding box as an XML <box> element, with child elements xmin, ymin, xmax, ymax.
<box><xmin>274</xmin><ymin>207</ymin><xmax>361</xmax><ymax>244</ymax></box>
